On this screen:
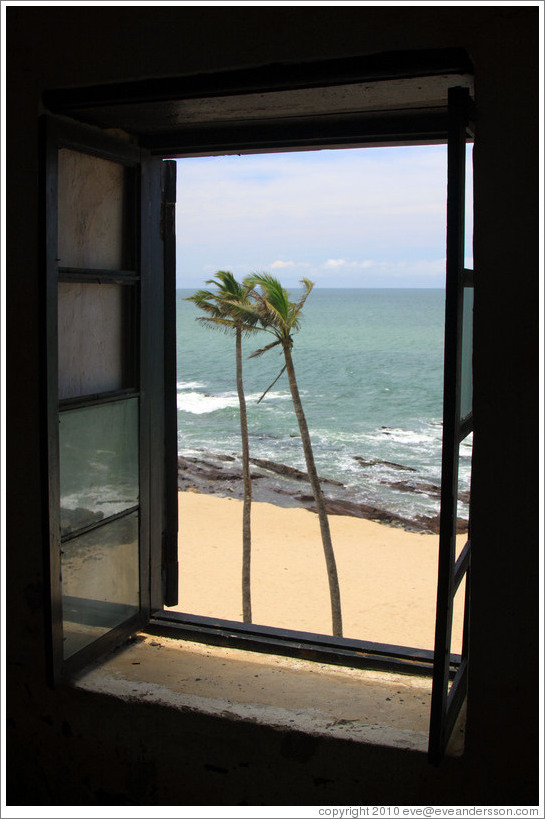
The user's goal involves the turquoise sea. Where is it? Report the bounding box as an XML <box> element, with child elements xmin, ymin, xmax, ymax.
<box><xmin>176</xmin><ymin>288</ymin><xmax>472</xmax><ymax>524</ymax></box>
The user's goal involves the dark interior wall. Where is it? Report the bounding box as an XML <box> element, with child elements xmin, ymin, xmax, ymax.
<box><xmin>6</xmin><ymin>5</ymin><xmax>539</xmax><ymax>807</ymax></box>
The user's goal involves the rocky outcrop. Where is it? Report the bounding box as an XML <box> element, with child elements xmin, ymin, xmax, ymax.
<box><xmin>177</xmin><ymin>450</ymin><xmax>469</xmax><ymax>535</ymax></box>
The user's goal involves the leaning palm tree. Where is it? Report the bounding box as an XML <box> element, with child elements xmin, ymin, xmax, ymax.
<box><xmin>186</xmin><ymin>271</ymin><xmax>259</xmax><ymax>624</ymax></box>
<box><xmin>244</xmin><ymin>274</ymin><xmax>343</xmax><ymax>637</ymax></box>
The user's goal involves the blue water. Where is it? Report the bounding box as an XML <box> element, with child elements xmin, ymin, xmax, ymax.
<box><xmin>176</xmin><ymin>288</ymin><xmax>472</xmax><ymax>522</ymax></box>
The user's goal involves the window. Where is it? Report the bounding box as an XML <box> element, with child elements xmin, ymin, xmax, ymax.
<box><xmin>170</xmin><ymin>144</ymin><xmax>471</xmax><ymax>652</ymax></box>
<box><xmin>43</xmin><ymin>52</ymin><xmax>474</xmax><ymax>762</ymax></box>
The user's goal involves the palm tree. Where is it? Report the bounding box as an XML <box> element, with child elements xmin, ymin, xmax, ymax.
<box><xmin>186</xmin><ymin>271</ymin><xmax>259</xmax><ymax>624</ymax></box>
<box><xmin>244</xmin><ymin>274</ymin><xmax>343</xmax><ymax>637</ymax></box>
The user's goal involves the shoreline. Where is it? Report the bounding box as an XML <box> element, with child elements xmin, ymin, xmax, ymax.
<box><xmin>178</xmin><ymin>450</ymin><xmax>469</xmax><ymax>535</ymax></box>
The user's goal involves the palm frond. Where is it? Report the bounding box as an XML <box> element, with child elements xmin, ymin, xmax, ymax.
<box><xmin>188</xmin><ymin>271</ymin><xmax>265</xmax><ymax>335</ymax></box>
<box><xmin>195</xmin><ymin>316</ymin><xmax>239</xmax><ymax>334</ymax></box>
<box><xmin>294</xmin><ymin>278</ymin><xmax>315</xmax><ymax>312</ymax></box>
<box><xmin>190</xmin><ymin>271</ymin><xmax>316</xmax><ymax>345</ymax></box>
<box><xmin>248</xmin><ymin>338</ymin><xmax>282</xmax><ymax>359</ymax></box>
<box><xmin>245</xmin><ymin>277</ymin><xmax>291</xmax><ymax>337</ymax></box>
<box><xmin>220</xmin><ymin>298</ymin><xmax>260</xmax><ymax>326</ymax></box>
<box><xmin>246</xmin><ymin>273</ymin><xmax>291</xmax><ymax>321</ymax></box>
<box><xmin>186</xmin><ymin>289</ymin><xmax>217</xmax><ymax>307</ymax></box>
<box><xmin>257</xmin><ymin>297</ymin><xmax>290</xmax><ymax>336</ymax></box>
<box><xmin>256</xmin><ymin>364</ymin><xmax>287</xmax><ymax>403</ymax></box>
<box><xmin>248</xmin><ymin>273</ymin><xmax>315</xmax><ymax>339</ymax></box>
<box><xmin>205</xmin><ymin>270</ymin><xmax>244</xmax><ymax>301</ymax></box>
<box><xmin>192</xmin><ymin>301</ymin><xmax>227</xmax><ymax>320</ymax></box>
<box><xmin>226</xmin><ymin>298</ymin><xmax>261</xmax><ymax>323</ymax></box>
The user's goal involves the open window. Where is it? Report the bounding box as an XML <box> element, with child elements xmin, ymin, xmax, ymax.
<box><xmin>43</xmin><ymin>118</ymin><xmax>171</xmax><ymax>679</ymax></box>
<box><xmin>42</xmin><ymin>52</ymin><xmax>474</xmax><ymax>761</ymax></box>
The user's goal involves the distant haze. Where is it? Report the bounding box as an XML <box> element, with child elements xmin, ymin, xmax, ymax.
<box><xmin>175</xmin><ymin>145</ymin><xmax>473</xmax><ymax>289</ymax></box>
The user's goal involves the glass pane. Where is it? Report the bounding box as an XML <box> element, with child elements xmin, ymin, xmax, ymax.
<box><xmin>60</xmin><ymin>398</ymin><xmax>139</xmax><ymax>537</ymax></box>
<box><xmin>460</xmin><ymin>286</ymin><xmax>473</xmax><ymax>421</ymax></box>
<box><xmin>62</xmin><ymin>512</ymin><xmax>139</xmax><ymax>659</ymax></box>
<box><xmin>58</xmin><ymin>282</ymin><xmax>134</xmax><ymax>400</ymax></box>
<box><xmin>58</xmin><ymin>148</ymin><xmax>130</xmax><ymax>270</ymax></box>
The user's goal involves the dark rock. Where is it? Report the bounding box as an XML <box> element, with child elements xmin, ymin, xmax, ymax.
<box><xmin>381</xmin><ymin>480</ymin><xmax>441</xmax><ymax>497</ymax></box>
<box><xmin>382</xmin><ymin>479</ymin><xmax>470</xmax><ymax>505</ymax></box>
<box><xmin>353</xmin><ymin>456</ymin><xmax>417</xmax><ymax>472</ymax></box>
<box><xmin>249</xmin><ymin>457</ymin><xmax>343</xmax><ymax>486</ymax></box>
<box><xmin>413</xmin><ymin>514</ymin><xmax>469</xmax><ymax>534</ymax></box>
<box><xmin>303</xmin><ymin>496</ymin><xmax>428</xmax><ymax>531</ymax></box>
<box><xmin>179</xmin><ymin>464</ymin><xmax>237</xmax><ymax>482</ymax></box>
<box><xmin>180</xmin><ymin>456</ymin><xmax>224</xmax><ymax>470</ymax></box>
<box><xmin>323</xmin><ymin>498</ymin><xmax>371</xmax><ymax>518</ymax></box>
<box><xmin>178</xmin><ymin>455</ymin><xmax>240</xmax><ymax>481</ymax></box>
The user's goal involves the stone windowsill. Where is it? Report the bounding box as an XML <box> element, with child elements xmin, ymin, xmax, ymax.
<box><xmin>71</xmin><ymin>632</ymin><xmax>465</xmax><ymax>755</ymax></box>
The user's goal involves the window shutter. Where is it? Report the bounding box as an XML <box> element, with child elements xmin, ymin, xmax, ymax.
<box><xmin>44</xmin><ymin>117</ymin><xmax>165</xmax><ymax>682</ymax></box>
<box><xmin>428</xmin><ymin>87</ymin><xmax>474</xmax><ymax>763</ymax></box>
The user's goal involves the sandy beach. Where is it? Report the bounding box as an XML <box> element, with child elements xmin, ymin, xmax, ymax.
<box><xmin>168</xmin><ymin>491</ymin><xmax>467</xmax><ymax>654</ymax></box>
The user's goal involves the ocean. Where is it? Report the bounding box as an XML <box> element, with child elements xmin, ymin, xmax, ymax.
<box><xmin>176</xmin><ymin>287</ymin><xmax>472</xmax><ymax>526</ymax></box>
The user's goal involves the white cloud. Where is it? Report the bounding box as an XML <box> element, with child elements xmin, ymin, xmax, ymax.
<box><xmin>271</xmin><ymin>260</ymin><xmax>295</xmax><ymax>268</ymax></box>
<box><xmin>175</xmin><ymin>146</ymin><xmax>457</xmax><ymax>287</ymax></box>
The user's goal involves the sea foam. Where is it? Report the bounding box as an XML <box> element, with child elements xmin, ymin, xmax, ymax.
<box><xmin>177</xmin><ymin>387</ymin><xmax>292</xmax><ymax>414</ymax></box>
<box><xmin>177</xmin><ymin>390</ymin><xmax>240</xmax><ymax>414</ymax></box>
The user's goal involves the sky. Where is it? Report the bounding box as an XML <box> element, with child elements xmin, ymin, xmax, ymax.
<box><xmin>175</xmin><ymin>144</ymin><xmax>473</xmax><ymax>289</ymax></box>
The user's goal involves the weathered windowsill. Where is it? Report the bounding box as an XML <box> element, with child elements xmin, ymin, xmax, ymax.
<box><xmin>71</xmin><ymin>632</ymin><xmax>465</xmax><ymax>755</ymax></box>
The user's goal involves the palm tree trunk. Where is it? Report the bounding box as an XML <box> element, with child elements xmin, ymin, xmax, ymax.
<box><xmin>236</xmin><ymin>327</ymin><xmax>252</xmax><ymax>623</ymax></box>
<box><xmin>282</xmin><ymin>342</ymin><xmax>343</xmax><ymax>637</ymax></box>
